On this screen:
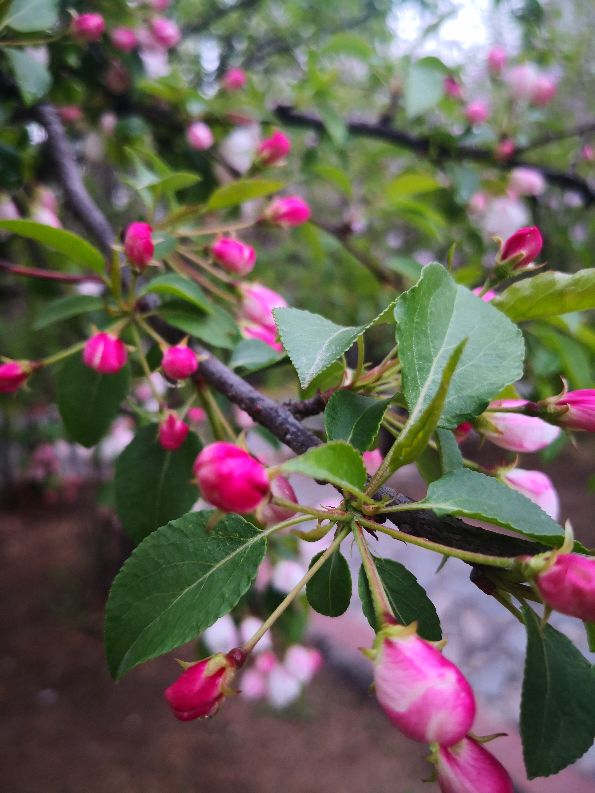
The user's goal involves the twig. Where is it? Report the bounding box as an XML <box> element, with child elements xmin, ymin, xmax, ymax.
<box><xmin>0</xmin><ymin>259</ymin><xmax>104</xmax><ymax>284</ymax></box>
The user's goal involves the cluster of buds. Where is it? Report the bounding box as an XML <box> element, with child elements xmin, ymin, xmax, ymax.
<box><xmin>368</xmin><ymin>624</ymin><xmax>513</xmax><ymax>791</ymax></box>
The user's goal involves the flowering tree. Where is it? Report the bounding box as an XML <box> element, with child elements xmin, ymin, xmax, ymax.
<box><xmin>1</xmin><ymin>0</ymin><xmax>594</xmax><ymax>789</ymax></box>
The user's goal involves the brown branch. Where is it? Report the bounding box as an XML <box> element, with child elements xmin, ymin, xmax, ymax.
<box><xmin>0</xmin><ymin>259</ymin><xmax>103</xmax><ymax>284</ymax></box>
<box><xmin>36</xmin><ymin>101</ymin><xmax>545</xmax><ymax>562</ymax></box>
<box><xmin>274</xmin><ymin>104</ymin><xmax>595</xmax><ymax>205</ymax></box>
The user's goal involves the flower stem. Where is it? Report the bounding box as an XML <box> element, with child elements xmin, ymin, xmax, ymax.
<box><xmin>357</xmin><ymin>516</ymin><xmax>516</xmax><ymax>569</ymax></box>
<box><xmin>243</xmin><ymin>525</ymin><xmax>350</xmax><ymax>654</ymax></box>
<box><xmin>353</xmin><ymin>522</ymin><xmax>395</xmax><ymax>625</ymax></box>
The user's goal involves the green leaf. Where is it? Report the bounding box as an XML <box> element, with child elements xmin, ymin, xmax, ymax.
<box><xmin>435</xmin><ymin>428</ymin><xmax>463</xmax><ymax>473</ymax></box>
<box><xmin>229</xmin><ymin>339</ymin><xmax>283</xmax><ymax>373</ymax></box>
<box><xmin>521</xmin><ymin>605</ymin><xmax>595</xmax><ymax>778</ymax></box>
<box><xmin>115</xmin><ymin>425</ymin><xmax>203</xmax><ymax>544</ymax></box>
<box><xmin>494</xmin><ymin>270</ymin><xmax>595</xmax><ymax>322</ymax></box>
<box><xmin>585</xmin><ymin>622</ymin><xmax>595</xmax><ymax>653</ymax></box>
<box><xmin>421</xmin><ymin>469</ymin><xmax>563</xmax><ymax>544</ymax></box>
<box><xmin>56</xmin><ymin>355</ymin><xmax>130</xmax><ymax>448</ymax></box>
<box><xmin>306</xmin><ymin>549</ymin><xmax>352</xmax><ymax>616</ymax></box>
<box><xmin>324</xmin><ymin>392</ymin><xmax>390</xmax><ymax>452</ymax></box>
<box><xmin>33</xmin><ymin>294</ymin><xmax>104</xmax><ymax>330</ymax></box>
<box><xmin>320</xmin><ymin>32</ymin><xmax>374</xmax><ymax>59</ymax></box>
<box><xmin>105</xmin><ymin>511</ymin><xmax>267</xmax><ymax>679</ymax></box>
<box><xmin>0</xmin><ymin>220</ymin><xmax>105</xmax><ymax>274</ymax></box>
<box><xmin>395</xmin><ymin>263</ymin><xmax>524</xmax><ymax>428</ymax></box>
<box><xmin>404</xmin><ymin>60</ymin><xmax>445</xmax><ymax>119</ymax></box>
<box><xmin>4</xmin><ymin>0</ymin><xmax>58</xmax><ymax>31</ymax></box>
<box><xmin>378</xmin><ymin>341</ymin><xmax>465</xmax><ymax>477</ymax></box>
<box><xmin>385</xmin><ymin>256</ymin><xmax>423</xmax><ymax>283</ymax></box>
<box><xmin>139</xmin><ymin>273</ymin><xmax>211</xmax><ymax>313</ymax></box>
<box><xmin>310</xmin><ymin>164</ymin><xmax>352</xmax><ymax>198</ymax></box>
<box><xmin>279</xmin><ymin>441</ymin><xmax>366</xmax><ymax>497</ymax></box>
<box><xmin>275</xmin><ymin>301</ymin><xmax>395</xmax><ymax>389</ymax></box>
<box><xmin>159</xmin><ymin>302</ymin><xmax>239</xmax><ymax>349</ymax></box>
<box><xmin>386</xmin><ymin>172</ymin><xmax>442</xmax><ymax>199</ymax></box>
<box><xmin>358</xmin><ymin>558</ymin><xmax>441</xmax><ymax>640</ymax></box>
<box><xmin>207</xmin><ymin>179</ymin><xmax>284</xmax><ymax>210</ymax></box>
<box><xmin>5</xmin><ymin>48</ymin><xmax>51</xmax><ymax>105</ymax></box>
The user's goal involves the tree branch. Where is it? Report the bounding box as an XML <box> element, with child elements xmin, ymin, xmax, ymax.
<box><xmin>0</xmin><ymin>259</ymin><xmax>103</xmax><ymax>284</ymax></box>
<box><xmin>35</xmin><ymin>102</ymin><xmax>545</xmax><ymax>562</ymax></box>
<box><xmin>274</xmin><ymin>104</ymin><xmax>595</xmax><ymax>205</ymax></box>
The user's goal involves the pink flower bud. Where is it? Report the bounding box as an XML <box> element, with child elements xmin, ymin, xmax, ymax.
<box><xmin>488</xmin><ymin>47</ymin><xmax>507</xmax><ymax>75</ymax></box>
<box><xmin>164</xmin><ymin>651</ymin><xmax>242</xmax><ymax>721</ymax></box>
<box><xmin>264</xmin><ymin>196</ymin><xmax>311</xmax><ymax>227</ymax></box>
<box><xmin>284</xmin><ymin>645</ymin><xmax>323</xmax><ymax>684</ymax></box>
<box><xmin>161</xmin><ymin>344</ymin><xmax>198</xmax><ymax>380</ymax></box>
<box><xmin>256</xmin><ymin>475</ymin><xmax>298</xmax><ymax>525</ymax></box>
<box><xmin>443</xmin><ymin>76</ymin><xmax>463</xmax><ymax>100</ymax></box>
<box><xmin>159</xmin><ymin>413</ymin><xmax>190</xmax><ymax>450</ymax></box>
<box><xmin>495</xmin><ymin>138</ymin><xmax>515</xmax><ymax>160</ymax></box>
<box><xmin>472</xmin><ymin>287</ymin><xmax>497</xmax><ymax>302</ymax></box>
<box><xmin>222</xmin><ymin>68</ymin><xmax>247</xmax><ymax>91</ymax></box>
<box><xmin>72</xmin><ymin>13</ymin><xmax>105</xmax><ymax>42</ymax></box>
<box><xmin>508</xmin><ymin>167</ymin><xmax>546</xmax><ymax>197</ymax></box>
<box><xmin>0</xmin><ymin>361</ymin><xmax>31</xmax><ymax>394</ymax></box>
<box><xmin>193</xmin><ymin>442</ymin><xmax>270</xmax><ymax>513</ymax></box>
<box><xmin>499</xmin><ymin>225</ymin><xmax>543</xmax><ymax>268</ymax></box>
<box><xmin>100</xmin><ymin>112</ymin><xmax>118</xmax><ymax>136</ymax></box>
<box><xmin>188</xmin><ymin>406</ymin><xmax>207</xmax><ymax>424</ymax></box>
<box><xmin>363</xmin><ymin>448</ymin><xmax>383</xmax><ymax>475</ymax></box>
<box><xmin>505</xmin><ymin>63</ymin><xmax>539</xmax><ymax>101</ymax></box>
<box><xmin>0</xmin><ymin>195</ymin><xmax>19</xmax><ymax>221</ymax></box>
<box><xmin>550</xmin><ymin>389</ymin><xmax>595</xmax><ymax>432</ymax></box>
<box><xmin>372</xmin><ymin>626</ymin><xmax>476</xmax><ymax>746</ymax></box>
<box><xmin>468</xmin><ymin>191</ymin><xmax>488</xmax><ymax>214</ymax></box>
<box><xmin>211</xmin><ymin>238</ymin><xmax>256</xmax><ymax>276</ymax></box>
<box><xmin>535</xmin><ymin>553</ymin><xmax>595</xmax><ymax>622</ymax></box>
<box><xmin>186</xmin><ymin>121</ymin><xmax>214</xmax><ymax>151</ymax></box>
<box><xmin>454</xmin><ymin>422</ymin><xmax>473</xmax><ymax>443</ymax></box>
<box><xmin>257</xmin><ymin>130</ymin><xmax>291</xmax><ymax>166</ymax></box>
<box><xmin>110</xmin><ymin>27</ymin><xmax>137</xmax><ymax>52</ymax></box>
<box><xmin>241</xmin><ymin>323</ymin><xmax>283</xmax><ymax>352</ymax></box>
<box><xmin>436</xmin><ymin>737</ymin><xmax>513</xmax><ymax>793</ymax></box>
<box><xmin>83</xmin><ymin>332</ymin><xmax>128</xmax><ymax>374</ymax></box>
<box><xmin>149</xmin><ymin>17</ymin><xmax>181</xmax><ymax>49</ymax></box>
<box><xmin>503</xmin><ymin>468</ymin><xmax>559</xmax><ymax>520</ymax></box>
<box><xmin>530</xmin><ymin>74</ymin><xmax>557</xmax><ymax>106</ymax></box>
<box><xmin>57</xmin><ymin>105</ymin><xmax>83</xmax><ymax>124</ymax></box>
<box><xmin>582</xmin><ymin>144</ymin><xmax>594</xmax><ymax>162</ymax></box>
<box><xmin>124</xmin><ymin>221</ymin><xmax>154</xmax><ymax>269</ymax></box>
<box><xmin>464</xmin><ymin>100</ymin><xmax>490</xmax><ymax>125</ymax></box>
<box><xmin>479</xmin><ymin>399</ymin><xmax>560</xmax><ymax>452</ymax></box>
<box><xmin>239</xmin><ymin>282</ymin><xmax>287</xmax><ymax>329</ymax></box>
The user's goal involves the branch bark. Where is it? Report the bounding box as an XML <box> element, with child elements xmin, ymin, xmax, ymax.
<box><xmin>35</xmin><ymin>102</ymin><xmax>545</xmax><ymax>562</ymax></box>
<box><xmin>274</xmin><ymin>104</ymin><xmax>595</xmax><ymax>205</ymax></box>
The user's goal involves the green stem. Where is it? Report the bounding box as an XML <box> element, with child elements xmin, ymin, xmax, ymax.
<box><xmin>271</xmin><ymin>497</ymin><xmax>350</xmax><ymax>522</ymax></box>
<box><xmin>136</xmin><ymin>315</ymin><xmax>168</xmax><ymax>347</ymax></box>
<box><xmin>353</xmin><ymin>522</ymin><xmax>395</xmax><ymax>625</ymax></box>
<box><xmin>243</xmin><ymin>525</ymin><xmax>350</xmax><ymax>654</ymax></box>
<box><xmin>357</xmin><ymin>516</ymin><xmax>516</xmax><ymax>569</ymax></box>
<box><xmin>351</xmin><ymin>335</ymin><xmax>365</xmax><ymax>387</ymax></box>
<box><xmin>131</xmin><ymin>323</ymin><xmax>163</xmax><ymax>407</ymax></box>
<box><xmin>197</xmin><ymin>387</ymin><xmax>235</xmax><ymax>441</ymax></box>
<box><xmin>40</xmin><ymin>338</ymin><xmax>87</xmax><ymax>366</ymax></box>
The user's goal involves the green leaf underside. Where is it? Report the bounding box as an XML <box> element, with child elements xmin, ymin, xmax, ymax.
<box><xmin>279</xmin><ymin>441</ymin><xmax>366</xmax><ymax>496</ymax></box>
<box><xmin>105</xmin><ymin>511</ymin><xmax>267</xmax><ymax>679</ymax></box>
<box><xmin>435</xmin><ymin>428</ymin><xmax>463</xmax><ymax>473</ymax></box>
<box><xmin>358</xmin><ymin>558</ymin><xmax>441</xmax><ymax>640</ymax></box>
<box><xmin>404</xmin><ymin>61</ymin><xmax>445</xmax><ymax>119</ymax></box>
<box><xmin>139</xmin><ymin>274</ymin><xmax>212</xmax><ymax>313</ymax></box>
<box><xmin>395</xmin><ymin>263</ymin><xmax>524</xmax><ymax>428</ymax></box>
<box><xmin>6</xmin><ymin>48</ymin><xmax>51</xmax><ymax>104</ymax></box>
<box><xmin>206</xmin><ymin>179</ymin><xmax>284</xmax><ymax>210</ymax></box>
<box><xmin>494</xmin><ymin>270</ymin><xmax>595</xmax><ymax>322</ymax></box>
<box><xmin>381</xmin><ymin>340</ymin><xmax>465</xmax><ymax>476</ymax></box>
<box><xmin>5</xmin><ymin>0</ymin><xmax>58</xmax><ymax>32</ymax></box>
<box><xmin>0</xmin><ymin>219</ymin><xmax>105</xmax><ymax>273</ymax></box>
<box><xmin>324</xmin><ymin>391</ymin><xmax>390</xmax><ymax>452</ymax></box>
<box><xmin>159</xmin><ymin>302</ymin><xmax>239</xmax><ymax>349</ymax></box>
<box><xmin>229</xmin><ymin>339</ymin><xmax>284</xmax><ymax>373</ymax></box>
<box><xmin>56</xmin><ymin>356</ymin><xmax>130</xmax><ymax>448</ymax></box>
<box><xmin>33</xmin><ymin>294</ymin><xmax>105</xmax><ymax>330</ymax></box>
<box><xmin>306</xmin><ymin>550</ymin><xmax>352</xmax><ymax>616</ymax></box>
<box><xmin>521</xmin><ymin>605</ymin><xmax>595</xmax><ymax>778</ymax></box>
<box><xmin>274</xmin><ymin>300</ymin><xmax>396</xmax><ymax>389</ymax></box>
<box><xmin>115</xmin><ymin>425</ymin><xmax>202</xmax><ymax>544</ymax></box>
<box><xmin>421</xmin><ymin>469</ymin><xmax>563</xmax><ymax>544</ymax></box>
